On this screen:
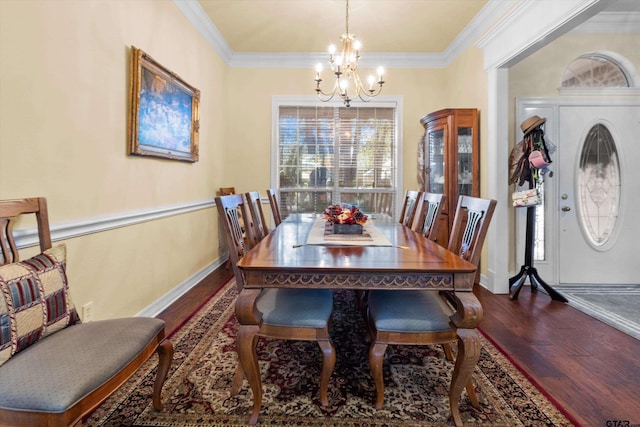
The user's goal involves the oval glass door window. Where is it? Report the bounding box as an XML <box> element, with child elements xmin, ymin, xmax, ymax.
<box><xmin>577</xmin><ymin>123</ymin><xmax>621</xmax><ymax>249</ymax></box>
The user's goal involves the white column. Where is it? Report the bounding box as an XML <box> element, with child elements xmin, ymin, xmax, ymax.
<box><xmin>485</xmin><ymin>67</ymin><xmax>510</xmax><ymax>294</ymax></box>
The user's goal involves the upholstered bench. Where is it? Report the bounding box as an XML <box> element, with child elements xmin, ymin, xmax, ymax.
<box><xmin>0</xmin><ymin>318</ymin><xmax>168</xmax><ymax>420</ymax></box>
<box><xmin>0</xmin><ymin>198</ymin><xmax>173</xmax><ymax>427</ymax></box>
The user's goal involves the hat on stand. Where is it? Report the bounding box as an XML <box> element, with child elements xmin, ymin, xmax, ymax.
<box><xmin>520</xmin><ymin>115</ymin><xmax>546</xmax><ymax>136</ymax></box>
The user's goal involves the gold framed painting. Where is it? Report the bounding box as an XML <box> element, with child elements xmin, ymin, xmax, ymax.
<box><xmin>128</xmin><ymin>46</ymin><xmax>200</xmax><ymax>162</ymax></box>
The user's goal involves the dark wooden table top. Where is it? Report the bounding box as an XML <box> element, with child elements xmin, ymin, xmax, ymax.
<box><xmin>238</xmin><ymin>214</ymin><xmax>477</xmax><ymax>290</ymax></box>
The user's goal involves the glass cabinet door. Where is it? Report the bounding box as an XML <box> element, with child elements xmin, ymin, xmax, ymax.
<box><xmin>457</xmin><ymin>126</ymin><xmax>473</xmax><ymax>196</ymax></box>
<box><xmin>427</xmin><ymin>128</ymin><xmax>445</xmax><ymax>194</ymax></box>
<box><xmin>420</xmin><ymin>108</ymin><xmax>478</xmax><ymax>249</ymax></box>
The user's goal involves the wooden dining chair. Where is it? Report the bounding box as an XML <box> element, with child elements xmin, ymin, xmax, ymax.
<box><xmin>399</xmin><ymin>190</ymin><xmax>423</xmax><ymax>227</ymax></box>
<box><xmin>218</xmin><ymin>187</ymin><xmax>242</xmax><ymax>270</ymax></box>
<box><xmin>219</xmin><ymin>187</ymin><xmax>236</xmax><ymax>196</ymax></box>
<box><xmin>266</xmin><ymin>188</ymin><xmax>282</xmax><ymax>226</ymax></box>
<box><xmin>0</xmin><ymin>197</ymin><xmax>173</xmax><ymax>427</ymax></box>
<box><xmin>215</xmin><ymin>194</ymin><xmax>336</xmax><ymax>407</ymax></box>
<box><xmin>366</xmin><ymin>195</ymin><xmax>496</xmax><ymax>426</ymax></box>
<box><xmin>375</xmin><ymin>192</ymin><xmax>393</xmax><ymax>217</ymax></box>
<box><xmin>412</xmin><ymin>192</ymin><xmax>446</xmax><ymax>240</ymax></box>
<box><xmin>245</xmin><ymin>191</ymin><xmax>269</xmax><ymax>244</ymax></box>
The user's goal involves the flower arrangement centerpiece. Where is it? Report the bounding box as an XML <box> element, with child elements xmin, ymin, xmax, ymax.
<box><xmin>323</xmin><ymin>204</ymin><xmax>368</xmax><ymax>234</ymax></box>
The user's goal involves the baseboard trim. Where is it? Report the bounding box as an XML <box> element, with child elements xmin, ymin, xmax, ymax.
<box><xmin>137</xmin><ymin>257</ymin><xmax>227</xmax><ymax>318</ymax></box>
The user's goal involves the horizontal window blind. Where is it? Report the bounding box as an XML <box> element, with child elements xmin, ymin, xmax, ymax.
<box><xmin>277</xmin><ymin>105</ymin><xmax>397</xmax><ymax>217</ymax></box>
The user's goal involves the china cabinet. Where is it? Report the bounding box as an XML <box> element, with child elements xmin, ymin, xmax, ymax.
<box><xmin>419</xmin><ymin>108</ymin><xmax>479</xmax><ymax>245</ymax></box>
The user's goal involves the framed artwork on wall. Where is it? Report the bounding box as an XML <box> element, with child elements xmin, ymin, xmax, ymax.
<box><xmin>128</xmin><ymin>46</ymin><xmax>200</xmax><ymax>162</ymax></box>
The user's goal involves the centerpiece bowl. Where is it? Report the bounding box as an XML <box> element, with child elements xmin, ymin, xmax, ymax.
<box><xmin>323</xmin><ymin>205</ymin><xmax>368</xmax><ymax>234</ymax></box>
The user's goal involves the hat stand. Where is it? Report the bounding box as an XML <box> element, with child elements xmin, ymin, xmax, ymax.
<box><xmin>509</xmin><ymin>141</ymin><xmax>567</xmax><ymax>302</ymax></box>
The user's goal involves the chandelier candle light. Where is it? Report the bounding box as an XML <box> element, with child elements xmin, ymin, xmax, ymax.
<box><xmin>314</xmin><ymin>0</ymin><xmax>385</xmax><ymax>107</ymax></box>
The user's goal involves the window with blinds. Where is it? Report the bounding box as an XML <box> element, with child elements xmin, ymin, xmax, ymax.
<box><xmin>276</xmin><ymin>105</ymin><xmax>397</xmax><ymax>218</ymax></box>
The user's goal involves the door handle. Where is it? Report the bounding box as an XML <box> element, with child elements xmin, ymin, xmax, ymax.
<box><xmin>561</xmin><ymin>206</ymin><xmax>571</xmax><ymax>212</ymax></box>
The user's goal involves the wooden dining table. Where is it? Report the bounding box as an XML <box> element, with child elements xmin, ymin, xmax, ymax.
<box><xmin>236</xmin><ymin>213</ymin><xmax>481</xmax><ymax>425</ymax></box>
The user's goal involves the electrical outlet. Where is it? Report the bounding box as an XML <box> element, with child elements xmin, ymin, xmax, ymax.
<box><xmin>82</xmin><ymin>302</ymin><xmax>94</xmax><ymax>322</ymax></box>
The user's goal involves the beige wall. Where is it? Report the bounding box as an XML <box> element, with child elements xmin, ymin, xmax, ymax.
<box><xmin>443</xmin><ymin>46</ymin><xmax>491</xmax><ymax>273</ymax></box>
<box><xmin>0</xmin><ymin>0</ymin><xmax>490</xmax><ymax>320</ymax></box>
<box><xmin>0</xmin><ymin>0</ymin><xmax>228</xmax><ymax>319</ymax></box>
<box><xmin>225</xmin><ymin>55</ymin><xmax>492</xmax><ymax>196</ymax></box>
<box><xmin>224</xmin><ymin>66</ymin><xmax>457</xmax><ymax>195</ymax></box>
<box><xmin>444</xmin><ymin>46</ymin><xmax>489</xmax><ymax>195</ymax></box>
<box><xmin>510</xmin><ymin>32</ymin><xmax>639</xmax><ymax>128</ymax></box>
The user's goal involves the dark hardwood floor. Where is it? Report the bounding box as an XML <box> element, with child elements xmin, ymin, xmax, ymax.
<box><xmin>158</xmin><ymin>267</ymin><xmax>640</xmax><ymax>427</ymax></box>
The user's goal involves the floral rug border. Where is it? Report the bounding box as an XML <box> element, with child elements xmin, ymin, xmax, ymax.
<box><xmin>87</xmin><ymin>280</ymin><xmax>574</xmax><ymax>427</ymax></box>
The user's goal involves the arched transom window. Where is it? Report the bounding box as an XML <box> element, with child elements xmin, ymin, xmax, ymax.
<box><xmin>561</xmin><ymin>54</ymin><xmax>630</xmax><ymax>88</ymax></box>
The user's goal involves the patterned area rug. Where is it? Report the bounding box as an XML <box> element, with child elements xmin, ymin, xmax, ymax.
<box><xmin>555</xmin><ymin>284</ymin><xmax>640</xmax><ymax>340</ymax></box>
<box><xmin>86</xmin><ymin>281</ymin><xmax>574</xmax><ymax>426</ymax></box>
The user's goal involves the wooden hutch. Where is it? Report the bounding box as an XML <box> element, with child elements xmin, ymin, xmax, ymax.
<box><xmin>420</xmin><ymin>108</ymin><xmax>480</xmax><ymax>245</ymax></box>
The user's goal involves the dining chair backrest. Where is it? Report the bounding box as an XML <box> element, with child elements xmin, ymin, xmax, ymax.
<box><xmin>375</xmin><ymin>192</ymin><xmax>393</xmax><ymax>217</ymax></box>
<box><xmin>215</xmin><ymin>194</ymin><xmax>255</xmax><ymax>290</ymax></box>
<box><xmin>399</xmin><ymin>190</ymin><xmax>423</xmax><ymax>227</ymax></box>
<box><xmin>0</xmin><ymin>197</ymin><xmax>51</xmax><ymax>264</ymax></box>
<box><xmin>413</xmin><ymin>192</ymin><xmax>446</xmax><ymax>240</ymax></box>
<box><xmin>447</xmin><ymin>195</ymin><xmax>497</xmax><ymax>268</ymax></box>
<box><xmin>219</xmin><ymin>187</ymin><xmax>236</xmax><ymax>196</ymax></box>
<box><xmin>266</xmin><ymin>189</ymin><xmax>282</xmax><ymax>226</ymax></box>
<box><xmin>245</xmin><ymin>191</ymin><xmax>269</xmax><ymax>244</ymax></box>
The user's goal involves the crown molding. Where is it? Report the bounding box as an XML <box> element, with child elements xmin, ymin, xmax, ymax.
<box><xmin>443</xmin><ymin>0</ymin><xmax>518</xmax><ymax>65</ymax></box>
<box><xmin>229</xmin><ymin>52</ymin><xmax>447</xmax><ymax>69</ymax></box>
<box><xmin>476</xmin><ymin>0</ymin><xmax>610</xmax><ymax>70</ymax></box>
<box><xmin>175</xmin><ymin>0</ymin><xmax>635</xmax><ymax>70</ymax></box>
<box><xmin>571</xmin><ymin>11</ymin><xmax>640</xmax><ymax>33</ymax></box>
<box><xmin>175</xmin><ymin>0</ymin><xmax>521</xmax><ymax>69</ymax></box>
<box><xmin>173</xmin><ymin>0</ymin><xmax>233</xmax><ymax>62</ymax></box>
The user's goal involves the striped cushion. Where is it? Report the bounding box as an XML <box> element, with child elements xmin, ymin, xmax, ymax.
<box><xmin>0</xmin><ymin>244</ymin><xmax>79</xmax><ymax>366</ymax></box>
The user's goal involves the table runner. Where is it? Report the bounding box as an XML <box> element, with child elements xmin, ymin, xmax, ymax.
<box><xmin>305</xmin><ymin>217</ymin><xmax>393</xmax><ymax>246</ymax></box>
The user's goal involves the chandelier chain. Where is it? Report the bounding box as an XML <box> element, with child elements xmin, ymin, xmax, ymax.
<box><xmin>345</xmin><ymin>0</ymin><xmax>349</xmax><ymax>35</ymax></box>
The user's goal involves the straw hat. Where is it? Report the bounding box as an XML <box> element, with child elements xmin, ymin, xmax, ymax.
<box><xmin>520</xmin><ymin>115</ymin><xmax>546</xmax><ymax>136</ymax></box>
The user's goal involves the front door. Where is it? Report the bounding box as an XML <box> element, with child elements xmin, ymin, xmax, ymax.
<box><xmin>558</xmin><ymin>105</ymin><xmax>640</xmax><ymax>284</ymax></box>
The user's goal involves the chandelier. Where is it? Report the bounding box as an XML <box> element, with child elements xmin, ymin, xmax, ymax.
<box><xmin>314</xmin><ymin>0</ymin><xmax>385</xmax><ymax>107</ymax></box>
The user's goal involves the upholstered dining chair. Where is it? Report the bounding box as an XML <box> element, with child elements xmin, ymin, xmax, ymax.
<box><xmin>412</xmin><ymin>192</ymin><xmax>446</xmax><ymax>241</ymax></box>
<box><xmin>266</xmin><ymin>188</ymin><xmax>283</xmax><ymax>226</ymax></box>
<box><xmin>366</xmin><ymin>195</ymin><xmax>496</xmax><ymax>424</ymax></box>
<box><xmin>245</xmin><ymin>191</ymin><xmax>269</xmax><ymax>244</ymax></box>
<box><xmin>399</xmin><ymin>190</ymin><xmax>423</xmax><ymax>227</ymax></box>
<box><xmin>215</xmin><ymin>194</ymin><xmax>336</xmax><ymax>406</ymax></box>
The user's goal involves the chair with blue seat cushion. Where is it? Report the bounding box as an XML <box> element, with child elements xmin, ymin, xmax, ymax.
<box><xmin>367</xmin><ymin>195</ymin><xmax>496</xmax><ymax>426</ymax></box>
<box><xmin>215</xmin><ymin>194</ymin><xmax>335</xmax><ymax>406</ymax></box>
<box><xmin>0</xmin><ymin>197</ymin><xmax>173</xmax><ymax>427</ymax></box>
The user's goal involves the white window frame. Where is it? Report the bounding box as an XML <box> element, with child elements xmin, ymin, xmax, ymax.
<box><xmin>271</xmin><ymin>96</ymin><xmax>403</xmax><ymax>218</ymax></box>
